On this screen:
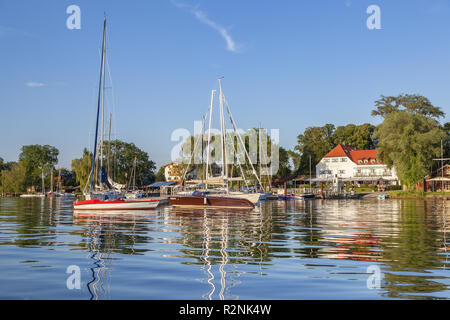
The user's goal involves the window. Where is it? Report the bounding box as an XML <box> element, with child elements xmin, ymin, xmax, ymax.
<box><xmin>324</xmin><ymin>159</ymin><xmax>330</xmax><ymax>163</ymax></box>
<box><xmin>364</xmin><ymin>159</ymin><xmax>368</xmax><ymax>164</ymax></box>
<box><xmin>358</xmin><ymin>160</ymin><xmax>362</xmax><ymax>164</ymax></box>
<box><xmin>338</xmin><ymin>170</ymin><xmax>345</xmax><ymax>174</ymax></box>
<box><xmin>332</xmin><ymin>158</ymin><xmax>338</xmax><ymax>162</ymax></box>
<box><xmin>341</xmin><ymin>158</ymin><xmax>347</xmax><ymax>162</ymax></box>
<box><xmin>371</xmin><ymin>159</ymin><xmax>375</xmax><ymax>164</ymax></box>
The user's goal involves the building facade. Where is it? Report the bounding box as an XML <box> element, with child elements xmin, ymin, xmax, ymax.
<box><xmin>315</xmin><ymin>144</ymin><xmax>399</xmax><ymax>185</ymax></box>
<box><xmin>416</xmin><ymin>164</ymin><xmax>450</xmax><ymax>192</ymax></box>
<box><xmin>162</xmin><ymin>162</ymin><xmax>181</xmax><ymax>182</ymax></box>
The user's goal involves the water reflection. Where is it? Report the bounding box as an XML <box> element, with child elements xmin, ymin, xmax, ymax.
<box><xmin>73</xmin><ymin>210</ymin><xmax>159</xmax><ymax>300</ymax></box>
<box><xmin>0</xmin><ymin>197</ymin><xmax>449</xmax><ymax>299</ymax></box>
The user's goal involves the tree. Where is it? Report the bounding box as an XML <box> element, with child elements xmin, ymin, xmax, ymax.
<box><xmin>0</xmin><ymin>158</ymin><xmax>17</xmax><ymax>192</ymax></box>
<box><xmin>444</xmin><ymin>122</ymin><xmax>450</xmax><ymax>158</ymax></box>
<box><xmin>273</xmin><ymin>147</ymin><xmax>292</xmax><ymax>180</ymax></box>
<box><xmin>371</xmin><ymin>94</ymin><xmax>445</xmax><ymax>119</ymax></box>
<box><xmin>374</xmin><ymin>111</ymin><xmax>446</xmax><ymax>190</ymax></box>
<box><xmin>332</xmin><ymin>123</ymin><xmax>376</xmax><ymax>150</ymax></box>
<box><xmin>0</xmin><ymin>162</ymin><xmax>27</xmax><ymax>193</ymax></box>
<box><xmin>18</xmin><ymin>145</ymin><xmax>59</xmax><ymax>188</ymax></box>
<box><xmin>372</xmin><ymin>94</ymin><xmax>446</xmax><ymax>190</ymax></box>
<box><xmin>105</xmin><ymin>140</ymin><xmax>156</xmax><ymax>186</ymax></box>
<box><xmin>71</xmin><ymin>148</ymin><xmax>93</xmax><ymax>190</ymax></box>
<box><xmin>155</xmin><ymin>166</ymin><xmax>166</xmax><ymax>182</ymax></box>
<box><xmin>294</xmin><ymin>124</ymin><xmax>335</xmax><ymax>174</ymax></box>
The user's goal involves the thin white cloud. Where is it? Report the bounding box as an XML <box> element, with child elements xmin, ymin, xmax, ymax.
<box><xmin>26</xmin><ymin>82</ymin><xmax>45</xmax><ymax>87</ymax></box>
<box><xmin>172</xmin><ymin>1</ymin><xmax>239</xmax><ymax>53</ymax></box>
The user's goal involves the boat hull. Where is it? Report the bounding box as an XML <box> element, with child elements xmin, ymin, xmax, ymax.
<box><xmin>73</xmin><ymin>199</ymin><xmax>160</xmax><ymax>210</ymax></box>
<box><xmin>226</xmin><ymin>193</ymin><xmax>261</xmax><ymax>204</ymax></box>
<box><xmin>168</xmin><ymin>195</ymin><xmax>254</xmax><ymax>209</ymax></box>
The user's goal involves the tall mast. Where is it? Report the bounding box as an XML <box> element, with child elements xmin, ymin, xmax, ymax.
<box><xmin>99</xmin><ymin>17</ymin><xmax>107</xmax><ymax>172</ymax></box>
<box><xmin>201</xmin><ymin>114</ymin><xmax>205</xmax><ymax>184</ymax></box>
<box><xmin>218</xmin><ymin>77</ymin><xmax>227</xmax><ymax>179</ymax></box>
<box><xmin>205</xmin><ymin>89</ymin><xmax>215</xmax><ymax>183</ymax></box>
<box><xmin>41</xmin><ymin>169</ymin><xmax>45</xmax><ymax>194</ymax></box>
<box><xmin>309</xmin><ymin>155</ymin><xmax>312</xmax><ymax>194</ymax></box>
<box><xmin>89</xmin><ymin>16</ymin><xmax>107</xmax><ymax>191</ymax></box>
<box><xmin>259</xmin><ymin>123</ymin><xmax>262</xmax><ymax>189</ymax></box>
<box><xmin>50</xmin><ymin>168</ymin><xmax>53</xmax><ymax>193</ymax></box>
<box><xmin>107</xmin><ymin>112</ymin><xmax>112</xmax><ymax>177</ymax></box>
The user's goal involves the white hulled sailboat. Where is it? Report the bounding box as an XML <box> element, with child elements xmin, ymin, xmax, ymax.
<box><xmin>74</xmin><ymin>17</ymin><xmax>160</xmax><ymax>211</ymax></box>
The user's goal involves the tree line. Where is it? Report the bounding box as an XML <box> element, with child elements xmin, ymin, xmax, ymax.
<box><xmin>290</xmin><ymin>94</ymin><xmax>449</xmax><ymax>190</ymax></box>
<box><xmin>161</xmin><ymin>94</ymin><xmax>448</xmax><ymax>191</ymax></box>
<box><xmin>2</xmin><ymin>94</ymin><xmax>448</xmax><ymax>194</ymax></box>
<box><xmin>0</xmin><ymin>140</ymin><xmax>156</xmax><ymax>194</ymax></box>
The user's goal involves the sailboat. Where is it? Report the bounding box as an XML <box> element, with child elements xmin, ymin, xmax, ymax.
<box><xmin>169</xmin><ymin>78</ymin><xmax>261</xmax><ymax>209</ymax></box>
<box><xmin>73</xmin><ymin>17</ymin><xmax>160</xmax><ymax>211</ymax></box>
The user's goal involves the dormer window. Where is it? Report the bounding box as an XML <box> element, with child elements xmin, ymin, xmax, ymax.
<box><xmin>364</xmin><ymin>159</ymin><xmax>368</xmax><ymax>164</ymax></box>
<box><xmin>358</xmin><ymin>160</ymin><xmax>362</xmax><ymax>164</ymax></box>
<box><xmin>371</xmin><ymin>159</ymin><xmax>375</xmax><ymax>164</ymax></box>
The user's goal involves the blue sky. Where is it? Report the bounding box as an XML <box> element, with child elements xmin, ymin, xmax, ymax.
<box><xmin>1</xmin><ymin>0</ymin><xmax>449</xmax><ymax>169</ymax></box>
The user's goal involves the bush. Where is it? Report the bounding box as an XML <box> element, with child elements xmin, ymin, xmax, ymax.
<box><xmin>386</xmin><ymin>185</ymin><xmax>402</xmax><ymax>191</ymax></box>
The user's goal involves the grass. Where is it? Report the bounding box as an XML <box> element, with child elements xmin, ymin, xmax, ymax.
<box><xmin>390</xmin><ymin>190</ymin><xmax>450</xmax><ymax>198</ymax></box>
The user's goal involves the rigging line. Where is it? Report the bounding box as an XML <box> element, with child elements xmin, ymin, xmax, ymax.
<box><xmin>222</xmin><ymin>95</ymin><xmax>263</xmax><ymax>189</ymax></box>
<box><xmin>181</xmin><ymin>108</ymin><xmax>211</xmax><ymax>182</ymax></box>
<box><xmin>225</xmin><ymin>130</ymin><xmax>249</xmax><ymax>188</ymax></box>
<box><xmin>90</xmin><ymin>17</ymin><xmax>107</xmax><ymax>191</ymax></box>
<box><xmin>206</xmin><ymin>90</ymin><xmax>216</xmax><ymax>185</ymax></box>
<box><xmin>105</xmin><ymin>51</ymin><xmax>118</xmax><ymax>139</ymax></box>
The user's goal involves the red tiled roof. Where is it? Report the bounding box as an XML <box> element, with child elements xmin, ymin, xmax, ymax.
<box><xmin>349</xmin><ymin>149</ymin><xmax>379</xmax><ymax>165</ymax></box>
<box><xmin>323</xmin><ymin>144</ymin><xmax>381</xmax><ymax>165</ymax></box>
<box><xmin>323</xmin><ymin>144</ymin><xmax>358</xmax><ymax>158</ymax></box>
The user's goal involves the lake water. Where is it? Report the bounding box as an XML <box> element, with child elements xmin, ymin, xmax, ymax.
<box><xmin>0</xmin><ymin>197</ymin><xmax>448</xmax><ymax>300</ymax></box>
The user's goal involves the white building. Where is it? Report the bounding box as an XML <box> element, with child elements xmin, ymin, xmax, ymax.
<box><xmin>162</xmin><ymin>162</ymin><xmax>181</xmax><ymax>182</ymax></box>
<box><xmin>315</xmin><ymin>144</ymin><xmax>399</xmax><ymax>185</ymax></box>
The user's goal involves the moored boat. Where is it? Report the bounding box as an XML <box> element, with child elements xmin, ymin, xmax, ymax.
<box><xmin>19</xmin><ymin>194</ymin><xmax>45</xmax><ymax>198</ymax></box>
<box><xmin>73</xmin><ymin>17</ymin><xmax>161</xmax><ymax>211</ymax></box>
<box><xmin>171</xmin><ymin>78</ymin><xmax>264</xmax><ymax>209</ymax></box>
<box><xmin>278</xmin><ymin>193</ymin><xmax>315</xmax><ymax>200</ymax></box>
<box><xmin>74</xmin><ymin>198</ymin><xmax>160</xmax><ymax>210</ymax></box>
<box><xmin>169</xmin><ymin>193</ymin><xmax>254</xmax><ymax>209</ymax></box>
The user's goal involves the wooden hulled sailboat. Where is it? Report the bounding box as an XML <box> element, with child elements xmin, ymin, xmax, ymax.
<box><xmin>74</xmin><ymin>17</ymin><xmax>159</xmax><ymax>211</ymax></box>
<box><xmin>169</xmin><ymin>78</ymin><xmax>262</xmax><ymax>209</ymax></box>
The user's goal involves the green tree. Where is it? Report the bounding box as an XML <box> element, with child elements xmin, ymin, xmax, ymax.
<box><xmin>71</xmin><ymin>148</ymin><xmax>93</xmax><ymax>190</ymax></box>
<box><xmin>332</xmin><ymin>123</ymin><xmax>376</xmax><ymax>150</ymax></box>
<box><xmin>294</xmin><ymin>124</ymin><xmax>335</xmax><ymax>174</ymax></box>
<box><xmin>371</xmin><ymin>94</ymin><xmax>445</xmax><ymax>119</ymax></box>
<box><xmin>0</xmin><ymin>157</ymin><xmax>3</xmax><ymax>191</ymax></box>
<box><xmin>155</xmin><ymin>166</ymin><xmax>166</xmax><ymax>182</ymax></box>
<box><xmin>373</xmin><ymin>95</ymin><xmax>446</xmax><ymax>190</ymax></box>
<box><xmin>273</xmin><ymin>147</ymin><xmax>292</xmax><ymax>180</ymax></box>
<box><xmin>444</xmin><ymin>122</ymin><xmax>450</xmax><ymax>158</ymax></box>
<box><xmin>18</xmin><ymin>144</ymin><xmax>59</xmax><ymax>189</ymax></box>
<box><xmin>0</xmin><ymin>162</ymin><xmax>27</xmax><ymax>193</ymax></box>
<box><xmin>106</xmin><ymin>140</ymin><xmax>156</xmax><ymax>186</ymax></box>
